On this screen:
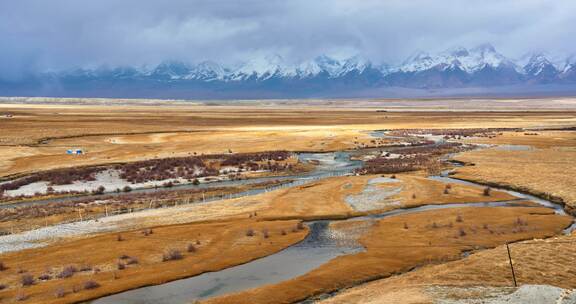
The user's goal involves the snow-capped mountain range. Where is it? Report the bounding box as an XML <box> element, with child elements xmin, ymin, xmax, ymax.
<box><xmin>3</xmin><ymin>44</ymin><xmax>576</xmax><ymax>98</ymax></box>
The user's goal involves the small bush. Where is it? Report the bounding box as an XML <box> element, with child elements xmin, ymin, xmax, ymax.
<box><xmin>458</xmin><ymin>228</ymin><xmax>467</xmax><ymax>237</ymax></box>
<box><xmin>456</xmin><ymin>214</ymin><xmax>463</xmax><ymax>223</ymax></box>
<box><xmin>187</xmin><ymin>244</ymin><xmax>196</xmax><ymax>253</ymax></box>
<box><xmin>403</xmin><ymin>222</ymin><xmax>409</xmax><ymax>229</ymax></box>
<box><xmin>262</xmin><ymin>229</ymin><xmax>269</xmax><ymax>239</ymax></box>
<box><xmin>58</xmin><ymin>266</ymin><xmax>78</xmax><ymax>279</ymax></box>
<box><xmin>483</xmin><ymin>187</ymin><xmax>491</xmax><ymax>196</ymax></box>
<box><xmin>483</xmin><ymin>223</ymin><xmax>489</xmax><ymax>229</ymax></box>
<box><xmin>83</xmin><ymin>280</ymin><xmax>100</xmax><ymax>290</ymax></box>
<box><xmin>0</xmin><ymin>284</ymin><xmax>7</xmax><ymax>290</ymax></box>
<box><xmin>38</xmin><ymin>273</ymin><xmax>51</xmax><ymax>281</ymax></box>
<box><xmin>245</xmin><ymin>229</ymin><xmax>255</xmax><ymax>237</ymax></box>
<box><xmin>79</xmin><ymin>265</ymin><xmax>92</xmax><ymax>272</ymax></box>
<box><xmin>21</xmin><ymin>274</ymin><xmax>35</xmax><ymax>286</ymax></box>
<box><xmin>122</xmin><ymin>186</ymin><xmax>132</xmax><ymax>193</ymax></box>
<box><xmin>0</xmin><ymin>261</ymin><xmax>6</xmax><ymax>271</ymax></box>
<box><xmin>119</xmin><ymin>254</ymin><xmax>130</xmax><ymax>260</ymax></box>
<box><xmin>195</xmin><ymin>239</ymin><xmax>201</xmax><ymax>245</ymax></box>
<box><xmin>431</xmin><ymin>222</ymin><xmax>438</xmax><ymax>229</ymax></box>
<box><xmin>281</xmin><ymin>230</ymin><xmax>287</xmax><ymax>236</ymax></box>
<box><xmin>162</xmin><ymin>249</ymin><xmax>183</xmax><ymax>262</ymax></box>
<box><xmin>126</xmin><ymin>257</ymin><xmax>139</xmax><ymax>265</ymax></box>
<box><xmin>116</xmin><ymin>234</ymin><xmax>124</xmax><ymax>242</ymax></box>
<box><xmin>296</xmin><ymin>222</ymin><xmax>305</xmax><ymax>230</ymax></box>
<box><xmin>412</xmin><ymin>194</ymin><xmax>416</xmax><ymax>199</ymax></box>
<box><xmin>54</xmin><ymin>286</ymin><xmax>65</xmax><ymax>298</ymax></box>
<box><xmin>15</xmin><ymin>291</ymin><xmax>28</xmax><ymax>301</ymax></box>
<box><xmin>117</xmin><ymin>263</ymin><xmax>125</xmax><ymax>270</ymax></box>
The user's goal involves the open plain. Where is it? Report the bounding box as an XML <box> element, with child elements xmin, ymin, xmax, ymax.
<box><xmin>1</xmin><ymin>98</ymin><xmax>576</xmax><ymax>304</ymax></box>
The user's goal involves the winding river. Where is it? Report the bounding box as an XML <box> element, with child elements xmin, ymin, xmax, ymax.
<box><xmin>88</xmin><ymin>147</ymin><xmax>576</xmax><ymax>304</ymax></box>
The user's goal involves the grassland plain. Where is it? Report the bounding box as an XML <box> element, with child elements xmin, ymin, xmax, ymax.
<box><xmin>1</xmin><ymin>100</ymin><xmax>576</xmax><ymax>304</ymax></box>
<box><xmin>318</xmin><ymin>234</ymin><xmax>576</xmax><ymax>304</ymax></box>
<box><xmin>2</xmin><ymin>103</ymin><xmax>576</xmax><ymax>179</ymax></box>
<box><xmin>204</xmin><ymin>207</ymin><xmax>571</xmax><ymax>304</ymax></box>
<box><xmin>0</xmin><ymin>219</ymin><xmax>308</xmax><ymax>304</ymax></box>
<box><xmin>455</xmin><ymin>131</ymin><xmax>576</xmax><ymax>212</ymax></box>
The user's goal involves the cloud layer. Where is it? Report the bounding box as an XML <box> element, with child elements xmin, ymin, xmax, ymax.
<box><xmin>1</xmin><ymin>0</ymin><xmax>575</xmax><ymax>79</ymax></box>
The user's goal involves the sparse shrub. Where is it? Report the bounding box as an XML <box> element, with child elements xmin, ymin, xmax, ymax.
<box><xmin>0</xmin><ymin>284</ymin><xmax>7</xmax><ymax>290</ymax></box>
<box><xmin>72</xmin><ymin>285</ymin><xmax>81</xmax><ymax>293</ymax></box>
<box><xmin>187</xmin><ymin>244</ymin><xmax>196</xmax><ymax>253</ymax></box>
<box><xmin>195</xmin><ymin>239</ymin><xmax>201</xmax><ymax>245</ymax></box>
<box><xmin>117</xmin><ymin>234</ymin><xmax>124</xmax><ymax>242</ymax></box>
<box><xmin>93</xmin><ymin>185</ymin><xmax>106</xmax><ymax>195</ymax></box>
<box><xmin>163</xmin><ymin>181</ymin><xmax>174</xmax><ymax>188</ymax></box>
<box><xmin>412</xmin><ymin>194</ymin><xmax>416</xmax><ymax>199</ymax></box>
<box><xmin>443</xmin><ymin>185</ymin><xmax>450</xmax><ymax>194</ymax></box>
<box><xmin>296</xmin><ymin>222</ymin><xmax>305</xmax><ymax>230</ymax></box>
<box><xmin>403</xmin><ymin>222</ymin><xmax>409</xmax><ymax>229</ymax></box>
<box><xmin>58</xmin><ymin>265</ymin><xmax>78</xmax><ymax>279</ymax></box>
<box><xmin>117</xmin><ymin>263</ymin><xmax>125</xmax><ymax>270</ymax></box>
<box><xmin>0</xmin><ymin>261</ymin><xmax>6</xmax><ymax>271</ymax></box>
<box><xmin>15</xmin><ymin>291</ymin><xmax>28</xmax><ymax>301</ymax></box>
<box><xmin>483</xmin><ymin>187</ymin><xmax>491</xmax><ymax>196</ymax></box>
<box><xmin>83</xmin><ymin>280</ymin><xmax>100</xmax><ymax>290</ymax></box>
<box><xmin>38</xmin><ymin>273</ymin><xmax>51</xmax><ymax>281</ymax></box>
<box><xmin>281</xmin><ymin>230</ymin><xmax>287</xmax><ymax>236</ymax></box>
<box><xmin>79</xmin><ymin>264</ymin><xmax>92</xmax><ymax>272</ymax></box>
<box><xmin>162</xmin><ymin>249</ymin><xmax>183</xmax><ymax>262</ymax></box>
<box><xmin>262</xmin><ymin>229</ymin><xmax>269</xmax><ymax>239</ymax></box>
<box><xmin>483</xmin><ymin>224</ymin><xmax>489</xmax><ymax>230</ymax></box>
<box><xmin>458</xmin><ymin>228</ymin><xmax>467</xmax><ymax>237</ymax></box>
<box><xmin>246</xmin><ymin>229</ymin><xmax>255</xmax><ymax>237</ymax></box>
<box><xmin>126</xmin><ymin>257</ymin><xmax>139</xmax><ymax>265</ymax></box>
<box><xmin>119</xmin><ymin>254</ymin><xmax>130</xmax><ymax>260</ymax></box>
<box><xmin>456</xmin><ymin>214</ymin><xmax>463</xmax><ymax>223</ymax></box>
<box><xmin>122</xmin><ymin>186</ymin><xmax>132</xmax><ymax>193</ymax></box>
<box><xmin>431</xmin><ymin>222</ymin><xmax>438</xmax><ymax>228</ymax></box>
<box><xmin>21</xmin><ymin>274</ymin><xmax>34</xmax><ymax>286</ymax></box>
<box><xmin>54</xmin><ymin>286</ymin><xmax>65</xmax><ymax>298</ymax></box>
<box><xmin>516</xmin><ymin>217</ymin><xmax>527</xmax><ymax>226</ymax></box>
<box><xmin>192</xmin><ymin>179</ymin><xmax>200</xmax><ymax>185</ymax></box>
<box><xmin>390</xmin><ymin>175</ymin><xmax>396</xmax><ymax>179</ymax></box>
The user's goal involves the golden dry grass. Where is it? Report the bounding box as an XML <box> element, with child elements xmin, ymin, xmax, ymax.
<box><xmin>2</xmin><ymin>105</ymin><xmax>576</xmax><ymax>179</ymax></box>
<box><xmin>320</xmin><ymin>234</ymin><xmax>576</xmax><ymax>304</ymax></box>
<box><xmin>0</xmin><ymin>219</ymin><xmax>307</xmax><ymax>304</ymax></box>
<box><xmin>454</xmin><ymin>131</ymin><xmax>576</xmax><ymax>212</ymax></box>
<box><xmin>205</xmin><ymin>207</ymin><xmax>571</xmax><ymax>304</ymax></box>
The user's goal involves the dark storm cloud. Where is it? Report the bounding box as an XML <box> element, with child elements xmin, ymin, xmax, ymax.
<box><xmin>0</xmin><ymin>0</ymin><xmax>575</xmax><ymax>79</ymax></box>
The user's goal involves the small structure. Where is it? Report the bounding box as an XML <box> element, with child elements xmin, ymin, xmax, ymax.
<box><xmin>66</xmin><ymin>148</ymin><xmax>84</xmax><ymax>155</ymax></box>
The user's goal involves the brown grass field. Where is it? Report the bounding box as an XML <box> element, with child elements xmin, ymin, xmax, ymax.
<box><xmin>1</xmin><ymin>100</ymin><xmax>576</xmax><ymax>304</ymax></box>
<box><xmin>205</xmin><ymin>207</ymin><xmax>571</xmax><ymax>304</ymax></box>
<box><xmin>454</xmin><ymin>131</ymin><xmax>576</xmax><ymax>212</ymax></box>
<box><xmin>2</xmin><ymin>104</ymin><xmax>576</xmax><ymax>179</ymax></box>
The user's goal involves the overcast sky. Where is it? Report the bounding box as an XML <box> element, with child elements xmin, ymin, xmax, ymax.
<box><xmin>1</xmin><ymin>0</ymin><xmax>576</xmax><ymax>79</ymax></box>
